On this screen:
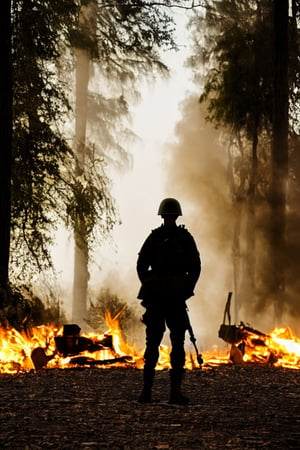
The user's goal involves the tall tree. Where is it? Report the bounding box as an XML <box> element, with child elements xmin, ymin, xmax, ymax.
<box><xmin>71</xmin><ymin>0</ymin><xmax>98</xmax><ymax>324</ymax></box>
<box><xmin>7</xmin><ymin>0</ymin><xmax>196</xmax><ymax>320</ymax></box>
<box><xmin>0</xmin><ymin>0</ymin><xmax>12</xmax><ymax>304</ymax></box>
<box><xmin>270</xmin><ymin>0</ymin><xmax>289</xmax><ymax>323</ymax></box>
<box><xmin>188</xmin><ymin>0</ymin><xmax>299</xmax><ymax>321</ymax></box>
<box><xmin>11</xmin><ymin>0</ymin><xmax>77</xmax><ymax>278</ymax></box>
<box><xmin>68</xmin><ymin>0</ymin><xmax>184</xmax><ymax>324</ymax></box>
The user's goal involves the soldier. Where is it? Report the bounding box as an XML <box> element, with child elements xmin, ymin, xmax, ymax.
<box><xmin>137</xmin><ymin>198</ymin><xmax>201</xmax><ymax>404</ymax></box>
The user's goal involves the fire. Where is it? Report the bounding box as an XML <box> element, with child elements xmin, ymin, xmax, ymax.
<box><xmin>0</xmin><ymin>316</ymin><xmax>300</xmax><ymax>374</ymax></box>
<box><xmin>229</xmin><ymin>326</ymin><xmax>300</xmax><ymax>369</ymax></box>
<box><xmin>0</xmin><ymin>324</ymin><xmax>58</xmax><ymax>373</ymax></box>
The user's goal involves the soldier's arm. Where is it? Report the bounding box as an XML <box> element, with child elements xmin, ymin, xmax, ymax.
<box><xmin>136</xmin><ymin>236</ymin><xmax>152</xmax><ymax>283</ymax></box>
<box><xmin>187</xmin><ymin>234</ymin><xmax>201</xmax><ymax>288</ymax></box>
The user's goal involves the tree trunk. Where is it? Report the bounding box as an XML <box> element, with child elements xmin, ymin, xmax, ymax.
<box><xmin>243</xmin><ymin>124</ymin><xmax>259</xmax><ymax>308</ymax></box>
<box><xmin>0</xmin><ymin>0</ymin><xmax>12</xmax><ymax>302</ymax></box>
<box><xmin>72</xmin><ymin>48</ymin><xmax>90</xmax><ymax>325</ymax></box>
<box><xmin>270</xmin><ymin>0</ymin><xmax>289</xmax><ymax>325</ymax></box>
<box><xmin>71</xmin><ymin>0</ymin><xmax>97</xmax><ymax>327</ymax></box>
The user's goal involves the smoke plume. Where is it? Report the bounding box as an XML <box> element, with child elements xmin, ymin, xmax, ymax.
<box><xmin>162</xmin><ymin>93</ymin><xmax>300</xmax><ymax>341</ymax></box>
<box><xmin>163</xmin><ymin>94</ymin><xmax>234</xmax><ymax>348</ymax></box>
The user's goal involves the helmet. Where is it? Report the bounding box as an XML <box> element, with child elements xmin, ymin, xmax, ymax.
<box><xmin>158</xmin><ymin>198</ymin><xmax>182</xmax><ymax>216</ymax></box>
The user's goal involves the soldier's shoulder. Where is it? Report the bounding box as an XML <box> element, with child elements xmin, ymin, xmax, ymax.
<box><xmin>178</xmin><ymin>224</ymin><xmax>195</xmax><ymax>240</ymax></box>
<box><xmin>151</xmin><ymin>225</ymin><xmax>164</xmax><ymax>234</ymax></box>
<box><xmin>149</xmin><ymin>225</ymin><xmax>164</xmax><ymax>240</ymax></box>
<box><xmin>178</xmin><ymin>224</ymin><xmax>190</xmax><ymax>234</ymax></box>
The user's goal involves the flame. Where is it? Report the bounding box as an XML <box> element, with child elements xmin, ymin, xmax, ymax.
<box><xmin>0</xmin><ymin>316</ymin><xmax>300</xmax><ymax>374</ymax></box>
<box><xmin>229</xmin><ymin>326</ymin><xmax>300</xmax><ymax>369</ymax></box>
<box><xmin>0</xmin><ymin>324</ymin><xmax>58</xmax><ymax>373</ymax></box>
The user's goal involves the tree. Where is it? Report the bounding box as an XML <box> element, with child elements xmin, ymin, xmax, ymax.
<box><xmin>7</xmin><ymin>0</ymin><xmax>196</xmax><ymax>324</ymax></box>
<box><xmin>270</xmin><ymin>0</ymin><xmax>289</xmax><ymax>323</ymax></box>
<box><xmin>0</xmin><ymin>0</ymin><xmax>12</xmax><ymax>304</ymax></box>
<box><xmin>71</xmin><ymin>0</ymin><xmax>99</xmax><ymax>324</ymax></box>
<box><xmin>68</xmin><ymin>0</ymin><xmax>189</xmax><ymax>324</ymax></box>
<box><xmin>11</xmin><ymin>0</ymin><xmax>78</xmax><ymax>278</ymax></box>
<box><xmin>188</xmin><ymin>0</ymin><xmax>299</xmax><ymax>322</ymax></box>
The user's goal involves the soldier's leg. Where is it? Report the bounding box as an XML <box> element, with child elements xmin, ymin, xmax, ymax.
<box><xmin>138</xmin><ymin>309</ymin><xmax>165</xmax><ymax>403</ymax></box>
<box><xmin>167</xmin><ymin>308</ymin><xmax>189</xmax><ymax>405</ymax></box>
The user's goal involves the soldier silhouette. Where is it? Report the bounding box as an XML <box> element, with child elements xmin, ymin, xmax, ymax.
<box><xmin>137</xmin><ymin>198</ymin><xmax>201</xmax><ymax>404</ymax></box>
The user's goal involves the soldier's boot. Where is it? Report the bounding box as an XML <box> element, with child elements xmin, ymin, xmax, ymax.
<box><xmin>138</xmin><ymin>368</ymin><xmax>155</xmax><ymax>403</ymax></box>
<box><xmin>169</xmin><ymin>368</ymin><xmax>189</xmax><ymax>405</ymax></box>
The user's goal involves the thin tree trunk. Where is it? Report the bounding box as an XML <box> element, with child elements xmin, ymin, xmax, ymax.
<box><xmin>71</xmin><ymin>1</ymin><xmax>97</xmax><ymax>326</ymax></box>
<box><xmin>243</xmin><ymin>125</ymin><xmax>258</xmax><ymax>307</ymax></box>
<box><xmin>72</xmin><ymin>48</ymin><xmax>90</xmax><ymax>325</ymax></box>
<box><xmin>271</xmin><ymin>0</ymin><xmax>289</xmax><ymax>325</ymax></box>
<box><xmin>232</xmin><ymin>204</ymin><xmax>242</xmax><ymax>323</ymax></box>
<box><xmin>0</xmin><ymin>0</ymin><xmax>12</xmax><ymax>301</ymax></box>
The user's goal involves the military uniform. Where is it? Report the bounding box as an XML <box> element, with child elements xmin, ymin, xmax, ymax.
<box><xmin>136</xmin><ymin>198</ymin><xmax>201</xmax><ymax>404</ymax></box>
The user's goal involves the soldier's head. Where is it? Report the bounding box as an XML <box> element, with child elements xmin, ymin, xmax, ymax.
<box><xmin>158</xmin><ymin>198</ymin><xmax>182</xmax><ymax>224</ymax></box>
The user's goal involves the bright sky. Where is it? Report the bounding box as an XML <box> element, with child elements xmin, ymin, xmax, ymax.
<box><xmin>96</xmin><ymin>10</ymin><xmax>196</xmax><ymax>279</ymax></box>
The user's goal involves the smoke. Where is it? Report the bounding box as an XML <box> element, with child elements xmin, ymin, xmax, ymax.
<box><xmin>162</xmin><ymin>94</ymin><xmax>234</xmax><ymax>348</ymax></box>
<box><xmin>285</xmin><ymin>137</ymin><xmax>300</xmax><ymax>326</ymax></box>
<box><xmin>161</xmin><ymin>94</ymin><xmax>300</xmax><ymax>340</ymax></box>
<box><xmin>51</xmin><ymin>76</ymin><xmax>300</xmax><ymax>346</ymax></box>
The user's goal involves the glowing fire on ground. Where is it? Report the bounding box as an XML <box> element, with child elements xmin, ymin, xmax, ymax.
<box><xmin>234</xmin><ymin>326</ymin><xmax>300</xmax><ymax>369</ymax></box>
<box><xmin>0</xmin><ymin>313</ymin><xmax>300</xmax><ymax>374</ymax></box>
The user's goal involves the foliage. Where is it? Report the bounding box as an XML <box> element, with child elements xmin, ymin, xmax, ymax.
<box><xmin>11</xmin><ymin>0</ymin><xmax>79</xmax><ymax>276</ymax></box>
<box><xmin>71</xmin><ymin>0</ymin><xmax>178</xmax><ymax>65</ymax></box>
<box><xmin>10</xmin><ymin>0</ymin><xmax>192</xmax><ymax>281</ymax></box>
<box><xmin>86</xmin><ymin>287</ymin><xmax>140</xmax><ymax>334</ymax></box>
<box><xmin>187</xmin><ymin>0</ymin><xmax>300</xmax><ymax>205</ymax></box>
<box><xmin>189</xmin><ymin>0</ymin><xmax>273</xmax><ymax>135</ymax></box>
<box><xmin>65</xmin><ymin>144</ymin><xmax>117</xmax><ymax>250</ymax></box>
<box><xmin>189</xmin><ymin>0</ymin><xmax>299</xmax><ymax>136</ymax></box>
<box><xmin>0</xmin><ymin>283</ymin><xmax>66</xmax><ymax>331</ymax></box>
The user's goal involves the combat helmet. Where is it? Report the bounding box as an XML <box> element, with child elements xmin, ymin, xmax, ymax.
<box><xmin>158</xmin><ymin>198</ymin><xmax>182</xmax><ymax>216</ymax></box>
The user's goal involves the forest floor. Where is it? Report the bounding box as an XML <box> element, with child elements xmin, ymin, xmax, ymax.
<box><xmin>0</xmin><ymin>364</ymin><xmax>300</xmax><ymax>449</ymax></box>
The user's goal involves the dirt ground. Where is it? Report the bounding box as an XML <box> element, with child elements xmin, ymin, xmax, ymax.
<box><xmin>0</xmin><ymin>364</ymin><xmax>300</xmax><ymax>449</ymax></box>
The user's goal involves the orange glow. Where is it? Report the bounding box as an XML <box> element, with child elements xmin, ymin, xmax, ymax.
<box><xmin>229</xmin><ymin>326</ymin><xmax>300</xmax><ymax>369</ymax></box>
<box><xmin>0</xmin><ymin>317</ymin><xmax>300</xmax><ymax>374</ymax></box>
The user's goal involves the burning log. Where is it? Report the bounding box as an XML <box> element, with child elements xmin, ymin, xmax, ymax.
<box><xmin>55</xmin><ymin>324</ymin><xmax>113</xmax><ymax>356</ymax></box>
<box><xmin>229</xmin><ymin>345</ymin><xmax>244</xmax><ymax>364</ymax></box>
<box><xmin>54</xmin><ymin>324</ymin><xmax>114</xmax><ymax>357</ymax></box>
<box><xmin>31</xmin><ymin>323</ymin><xmax>115</xmax><ymax>370</ymax></box>
<box><xmin>69</xmin><ymin>355</ymin><xmax>132</xmax><ymax>366</ymax></box>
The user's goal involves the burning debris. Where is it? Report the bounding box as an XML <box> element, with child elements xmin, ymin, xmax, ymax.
<box><xmin>30</xmin><ymin>323</ymin><xmax>133</xmax><ymax>370</ymax></box>
<box><xmin>54</xmin><ymin>324</ymin><xmax>113</xmax><ymax>357</ymax></box>
<box><xmin>0</xmin><ymin>311</ymin><xmax>139</xmax><ymax>374</ymax></box>
<box><xmin>218</xmin><ymin>292</ymin><xmax>300</xmax><ymax>368</ymax></box>
<box><xmin>1</xmin><ymin>302</ymin><xmax>300</xmax><ymax>374</ymax></box>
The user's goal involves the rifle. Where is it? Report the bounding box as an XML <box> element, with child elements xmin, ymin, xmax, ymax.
<box><xmin>186</xmin><ymin>309</ymin><xmax>203</xmax><ymax>366</ymax></box>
